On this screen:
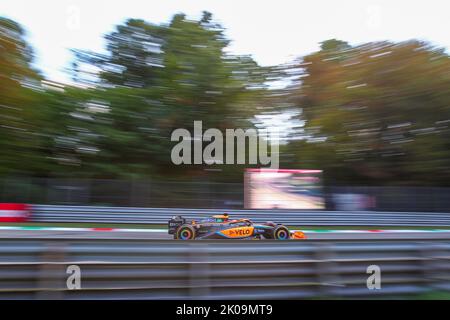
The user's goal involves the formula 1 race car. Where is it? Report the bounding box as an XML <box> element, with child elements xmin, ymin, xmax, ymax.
<box><xmin>168</xmin><ymin>214</ymin><xmax>306</xmax><ymax>240</ymax></box>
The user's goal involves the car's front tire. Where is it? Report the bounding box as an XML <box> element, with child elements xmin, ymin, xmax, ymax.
<box><xmin>272</xmin><ymin>225</ymin><xmax>290</xmax><ymax>240</ymax></box>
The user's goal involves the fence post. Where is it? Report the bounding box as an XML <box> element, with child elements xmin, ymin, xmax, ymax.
<box><xmin>188</xmin><ymin>243</ymin><xmax>211</xmax><ymax>299</ymax></box>
<box><xmin>36</xmin><ymin>242</ymin><xmax>67</xmax><ymax>299</ymax></box>
<box><xmin>419</xmin><ymin>243</ymin><xmax>449</xmax><ymax>293</ymax></box>
<box><xmin>314</xmin><ymin>243</ymin><xmax>343</xmax><ymax>297</ymax></box>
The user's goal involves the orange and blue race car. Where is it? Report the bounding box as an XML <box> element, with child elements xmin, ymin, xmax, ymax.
<box><xmin>168</xmin><ymin>214</ymin><xmax>306</xmax><ymax>240</ymax></box>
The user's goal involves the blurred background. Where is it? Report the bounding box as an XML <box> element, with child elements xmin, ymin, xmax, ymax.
<box><xmin>0</xmin><ymin>0</ymin><xmax>450</xmax><ymax>300</ymax></box>
<box><xmin>0</xmin><ymin>3</ymin><xmax>449</xmax><ymax>210</ymax></box>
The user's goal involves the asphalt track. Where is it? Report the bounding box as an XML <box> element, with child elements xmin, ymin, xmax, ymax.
<box><xmin>1</xmin><ymin>228</ymin><xmax>450</xmax><ymax>240</ymax></box>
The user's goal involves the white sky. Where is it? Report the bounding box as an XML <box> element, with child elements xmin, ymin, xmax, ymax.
<box><xmin>1</xmin><ymin>0</ymin><xmax>449</xmax><ymax>84</ymax></box>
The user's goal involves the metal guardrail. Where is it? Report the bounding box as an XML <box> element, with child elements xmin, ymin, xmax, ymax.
<box><xmin>31</xmin><ymin>205</ymin><xmax>450</xmax><ymax>226</ymax></box>
<box><xmin>0</xmin><ymin>238</ymin><xmax>449</xmax><ymax>299</ymax></box>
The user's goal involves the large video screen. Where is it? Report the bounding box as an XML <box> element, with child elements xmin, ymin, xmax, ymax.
<box><xmin>244</xmin><ymin>169</ymin><xmax>324</xmax><ymax>209</ymax></box>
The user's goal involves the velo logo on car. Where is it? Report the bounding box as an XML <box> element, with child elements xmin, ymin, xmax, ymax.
<box><xmin>221</xmin><ymin>226</ymin><xmax>254</xmax><ymax>238</ymax></box>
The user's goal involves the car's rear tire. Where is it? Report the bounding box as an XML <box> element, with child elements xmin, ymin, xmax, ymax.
<box><xmin>176</xmin><ymin>225</ymin><xmax>196</xmax><ymax>240</ymax></box>
<box><xmin>272</xmin><ymin>225</ymin><xmax>290</xmax><ymax>240</ymax></box>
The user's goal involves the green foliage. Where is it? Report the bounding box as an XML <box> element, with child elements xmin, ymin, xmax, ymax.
<box><xmin>1</xmin><ymin>13</ymin><xmax>267</xmax><ymax>180</ymax></box>
<box><xmin>292</xmin><ymin>39</ymin><xmax>450</xmax><ymax>185</ymax></box>
<box><xmin>0</xmin><ymin>17</ymin><xmax>42</xmax><ymax>176</ymax></box>
<box><xmin>1</xmin><ymin>14</ymin><xmax>450</xmax><ymax>186</ymax></box>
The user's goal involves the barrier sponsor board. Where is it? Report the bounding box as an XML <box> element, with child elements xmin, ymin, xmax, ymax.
<box><xmin>244</xmin><ymin>169</ymin><xmax>325</xmax><ymax>209</ymax></box>
<box><xmin>0</xmin><ymin>203</ymin><xmax>31</xmax><ymax>222</ymax></box>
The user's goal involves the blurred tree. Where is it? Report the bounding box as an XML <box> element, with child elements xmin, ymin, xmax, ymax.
<box><xmin>74</xmin><ymin>19</ymin><xmax>165</xmax><ymax>88</ymax></box>
<box><xmin>68</xmin><ymin>12</ymin><xmax>268</xmax><ymax>179</ymax></box>
<box><xmin>292</xmin><ymin>39</ymin><xmax>450</xmax><ymax>185</ymax></box>
<box><xmin>0</xmin><ymin>17</ymin><xmax>42</xmax><ymax>176</ymax></box>
<box><xmin>3</xmin><ymin>14</ymin><xmax>449</xmax><ymax>187</ymax></box>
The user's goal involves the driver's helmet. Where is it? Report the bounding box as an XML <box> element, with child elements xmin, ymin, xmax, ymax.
<box><xmin>212</xmin><ymin>213</ymin><xmax>229</xmax><ymax>223</ymax></box>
